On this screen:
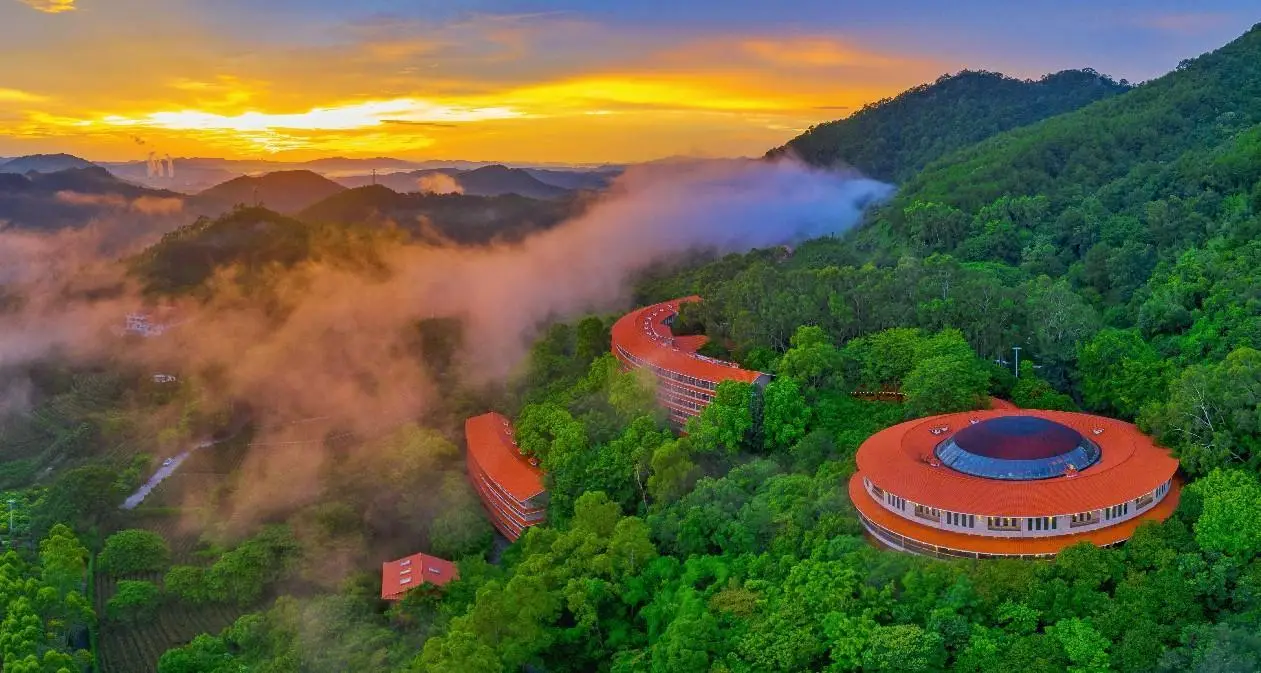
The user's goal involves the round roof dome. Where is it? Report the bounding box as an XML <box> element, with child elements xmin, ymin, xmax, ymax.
<box><xmin>934</xmin><ymin>415</ymin><xmax>1101</xmax><ymax>481</ymax></box>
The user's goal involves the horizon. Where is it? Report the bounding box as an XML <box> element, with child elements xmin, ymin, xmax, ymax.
<box><xmin>1</xmin><ymin>0</ymin><xmax>1256</xmax><ymax>163</ymax></box>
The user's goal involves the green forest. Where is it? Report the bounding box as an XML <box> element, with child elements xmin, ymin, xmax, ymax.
<box><xmin>3</xmin><ymin>20</ymin><xmax>1261</xmax><ymax>673</ymax></box>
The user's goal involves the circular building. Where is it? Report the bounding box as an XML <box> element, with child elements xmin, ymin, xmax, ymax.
<box><xmin>848</xmin><ymin>409</ymin><xmax>1180</xmax><ymax>559</ymax></box>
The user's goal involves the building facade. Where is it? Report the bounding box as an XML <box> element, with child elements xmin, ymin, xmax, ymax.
<box><xmin>611</xmin><ymin>297</ymin><xmax>770</xmax><ymax>428</ymax></box>
<box><xmin>849</xmin><ymin>409</ymin><xmax>1180</xmax><ymax>559</ymax></box>
<box><xmin>464</xmin><ymin>412</ymin><xmax>547</xmax><ymax>541</ymax></box>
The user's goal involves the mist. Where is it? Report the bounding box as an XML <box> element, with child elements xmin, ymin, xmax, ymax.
<box><xmin>417</xmin><ymin>173</ymin><xmax>463</xmax><ymax>195</ymax></box>
<box><xmin>0</xmin><ymin>155</ymin><xmax>892</xmax><ymax>525</ymax></box>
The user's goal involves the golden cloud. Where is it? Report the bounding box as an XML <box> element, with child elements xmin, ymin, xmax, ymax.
<box><xmin>0</xmin><ymin>88</ymin><xmax>48</xmax><ymax>103</ymax></box>
<box><xmin>18</xmin><ymin>0</ymin><xmax>76</xmax><ymax>14</ymax></box>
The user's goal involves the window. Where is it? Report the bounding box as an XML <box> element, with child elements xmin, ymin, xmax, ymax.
<box><xmin>987</xmin><ymin>516</ymin><xmax>1020</xmax><ymax>531</ymax></box>
<box><xmin>914</xmin><ymin>504</ymin><xmax>941</xmax><ymax>522</ymax></box>
<box><xmin>1135</xmin><ymin>492</ymin><xmax>1154</xmax><ymax>509</ymax></box>
<box><xmin>945</xmin><ymin>512</ymin><xmax>975</xmax><ymax>528</ymax></box>
<box><xmin>885</xmin><ymin>493</ymin><xmax>905</xmax><ymax>510</ymax></box>
<box><xmin>1026</xmin><ymin>516</ymin><xmax>1058</xmax><ymax>531</ymax></box>
<box><xmin>869</xmin><ymin>483</ymin><xmax>885</xmax><ymax>499</ymax></box>
<box><xmin>1070</xmin><ymin>511</ymin><xmax>1099</xmax><ymax>528</ymax></box>
<box><xmin>1104</xmin><ymin>503</ymin><xmax>1130</xmax><ymax>520</ymax></box>
<box><xmin>399</xmin><ymin>577</ymin><xmax>412</xmax><ymax>585</ymax></box>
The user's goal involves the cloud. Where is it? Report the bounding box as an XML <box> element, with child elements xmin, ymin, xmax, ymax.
<box><xmin>17</xmin><ymin>0</ymin><xmax>75</xmax><ymax>14</ymax></box>
<box><xmin>55</xmin><ymin>190</ymin><xmax>128</xmax><ymax>208</ymax></box>
<box><xmin>54</xmin><ymin>190</ymin><xmax>184</xmax><ymax>215</ymax></box>
<box><xmin>417</xmin><ymin>173</ymin><xmax>462</xmax><ymax>195</ymax></box>
<box><xmin>0</xmin><ymin>10</ymin><xmax>940</xmax><ymax>160</ymax></box>
<box><xmin>741</xmin><ymin>38</ymin><xmax>906</xmax><ymax>68</ymax></box>
<box><xmin>130</xmin><ymin>196</ymin><xmax>184</xmax><ymax>215</ymax></box>
<box><xmin>0</xmin><ymin>88</ymin><xmax>48</xmax><ymax>103</ymax></box>
<box><xmin>1133</xmin><ymin>12</ymin><xmax>1237</xmax><ymax>36</ymax></box>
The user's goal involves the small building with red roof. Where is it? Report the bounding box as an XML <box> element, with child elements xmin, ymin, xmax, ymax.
<box><xmin>465</xmin><ymin>412</ymin><xmax>547</xmax><ymax>541</ymax></box>
<box><xmin>380</xmin><ymin>552</ymin><xmax>459</xmax><ymax>600</ymax></box>
<box><xmin>611</xmin><ymin>297</ymin><xmax>770</xmax><ymax>428</ymax></box>
<box><xmin>850</xmin><ymin>408</ymin><xmax>1180</xmax><ymax>559</ymax></box>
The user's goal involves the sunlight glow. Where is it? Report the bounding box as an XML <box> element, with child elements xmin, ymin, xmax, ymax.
<box><xmin>18</xmin><ymin>0</ymin><xmax>76</xmax><ymax>13</ymax></box>
<box><xmin>101</xmin><ymin>98</ymin><xmax>522</xmax><ymax>132</ymax></box>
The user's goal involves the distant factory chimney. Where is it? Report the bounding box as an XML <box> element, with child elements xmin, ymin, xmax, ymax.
<box><xmin>147</xmin><ymin>151</ymin><xmax>159</xmax><ymax>178</ymax></box>
<box><xmin>163</xmin><ymin>154</ymin><xmax>175</xmax><ymax>179</ymax></box>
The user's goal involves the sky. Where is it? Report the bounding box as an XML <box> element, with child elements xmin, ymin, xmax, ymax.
<box><xmin>0</xmin><ymin>0</ymin><xmax>1256</xmax><ymax>163</ymax></box>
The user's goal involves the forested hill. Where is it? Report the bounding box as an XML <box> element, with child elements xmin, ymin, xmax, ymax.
<box><xmin>767</xmin><ymin>69</ymin><xmax>1129</xmax><ymax>182</ymax></box>
<box><xmin>860</xmin><ymin>22</ymin><xmax>1261</xmax><ymax>274</ymax></box>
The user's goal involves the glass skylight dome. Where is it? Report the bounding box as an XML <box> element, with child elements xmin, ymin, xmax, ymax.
<box><xmin>934</xmin><ymin>416</ymin><xmax>1101</xmax><ymax>481</ymax></box>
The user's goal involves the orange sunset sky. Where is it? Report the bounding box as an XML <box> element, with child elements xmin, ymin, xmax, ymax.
<box><xmin>0</xmin><ymin>0</ymin><xmax>1251</xmax><ymax>163</ymax></box>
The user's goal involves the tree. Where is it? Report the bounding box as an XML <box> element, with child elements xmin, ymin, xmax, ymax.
<box><xmin>860</xmin><ymin>624</ymin><xmax>946</xmax><ymax>673</ymax></box>
<box><xmin>38</xmin><ymin>524</ymin><xmax>88</xmax><ymax>598</ymax></box>
<box><xmin>1011</xmin><ymin>364</ymin><xmax>1076</xmax><ymax>411</ymax></box>
<box><xmin>776</xmin><ymin>325</ymin><xmax>842</xmax><ymax>392</ymax></box>
<box><xmin>1025</xmin><ymin>277</ymin><xmax>1100</xmax><ymax>383</ymax></box>
<box><xmin>99</xmin><ymin>529</ymin><xmax>172</xmax><ymax>576</ymax></box>
<box><xmin>1077</xmin><ymin>329</ymin><xmax>1167</xmax><ymax>418</ymax></box>
<box><xmin>1144</xmin><ymin>348</ymin><xmax>1261</xmax><ymax>475</ymax></box>
<box><xmin>761</xmin><ymin>378</ymin><xmax>811</xmax><ymax>451</ymax></box>
<box><xmin>164</xmin><ymin>565</ymin><xmax>208</xmax><ymax>604</ymax></box>
<box><xmin>107</xmin><ymin>580</ymin><xmax>162</xmax><ymax>623</ymax></box>
<box><xmin>903</xmin><ymin>354</ymin><xmax>989</xmax><ymax>418</ymax></box>
<box><xmin>428</xmin><ymin>474</ymin><xmax>495</xmax><ymax>559</ymax></box>
<box><xmin>157</xmin><ymin>633</ymin><xmax>236</xmax><ymax>673</ymax></box>
<box><xmin>32</xmin><ymin>465</ymin><xmax>124</xmax><ymax>534</ymax></box>
<box><xmin>647</xmin><ymin>439</ymin><xmax>698</xmax><ymax>504</ymax></box>
<box><xmin>1186</xmin><ymin>469</ymin><xmax>1261</xmax><ymax>559</ymax></box>
<box><xmin>1049</xmin><ymin>618</ymin><xmax>1111</xmax><ymax>673</ymax></box>
<box><xmin>686</xmin><ymin>381</ymin><xmax>754</xmax><ymax>454</ymax></box>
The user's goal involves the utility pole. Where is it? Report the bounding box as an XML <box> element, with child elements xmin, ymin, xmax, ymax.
<box><xmin>7</xmin><ymin>499</ymin><xmax>15</xmax><ymax>544</ymax></box>
<box><xmin>1012</xmin><ymin>346</ymin><xmax>1021</xmax><ymax>379</ymax></box>
<box><xmin>372</xmin><ymin>168</ymin><xmax>377</xmax><ymax>186</ymax></box>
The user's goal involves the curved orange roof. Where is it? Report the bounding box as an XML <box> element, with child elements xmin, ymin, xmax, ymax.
<box><xmin>855</xmin><ymin>409</ymin><xmax>1179</xmax><ymax>517</ymax></box>
<box><xmin>849</xmin><ymin>474</ymin><xmax>1181</xmax><ymax>556</ymax></box>
<box><xmin>610</xmin><ymin>296</ymin><xmax>764</xmax><ymax>385</ymax></box>
<box><xmin>465</xmin><ymin>412</ymin><xmax>545</xmax><ymax>501</ymax></box>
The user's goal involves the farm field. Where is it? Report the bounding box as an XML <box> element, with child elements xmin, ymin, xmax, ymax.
<box><xmin>94</xmin><ymin>436</ymin><xmax>256</xmax><ymax>673</ymax></box>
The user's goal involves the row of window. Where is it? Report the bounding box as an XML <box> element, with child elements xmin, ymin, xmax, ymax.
<box><xmin>658</xmin><ymin>377</ymin><xmax>715</xmax><ymax>404</ymax></box>
<box><xmin>987</xmin><ymin>517</ymin><xmax>1020</xmax><ymax>531</ymax></box>
<box><xmin>614</xmin><ymin>344</ymin><xmax>720</xmax><ymax>391</ymax></box>
<box><xmin>659</xmin><ymin>390</ymin><xmax>706</xmax><ymax>413</ymax></box>
<box><xmin>868</xmin><ymin>478</ymin><xmax>1170</xmax><ymax>532</ymax></box>
<box><xmin>1104</xmin><ymin>502</ymin><xmax>1130</xmax><ymax>520</ymax></box>
<box><xmin>1027</xmin><ymin>516</ymin><xmax>1058</xmax><ymax>531</ymax></box>
<box><xmin>859</xmin><ymin>511</ymin><xmax>1058</xmax><ymax>561</ymax></box>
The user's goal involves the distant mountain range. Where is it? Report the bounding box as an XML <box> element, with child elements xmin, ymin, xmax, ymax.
<box><xmin>96</xmin><ymin>156</ymin><xmax>625</xmax><ymax>193</ymax></box>
<box><xmin>335</xmin><ymin>164</ymin><xmax>612</xmax><ymax>199</ymax></box>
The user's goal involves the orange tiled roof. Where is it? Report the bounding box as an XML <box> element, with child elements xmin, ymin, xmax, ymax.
<box><xmin>381</xmin><ymin>552</ymin><xmax>459</xmax><ymax>600</ymax></box>
<box><xmin>848</xmin><ymin>473</ymin><xmax>1180</xmax><ymax>556</ymax></box>
<box><xmin>855</xmin><ymin>410</ymin><xmax>1180</xmax><ymax>517</ymax></box>
<box><xmin>465</xmin><ymin>412</ymin><xmax>545</xmax><ymax>501</ymax></box>
<box><xmin>610</xmin><ymin>297</ymin><xmax>764</xmax><ymax>385</ymax></box>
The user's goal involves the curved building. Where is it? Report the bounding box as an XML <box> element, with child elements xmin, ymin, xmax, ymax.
<box><xmin>849</xmin><ymin>409</ymin><xmax>1180</xmax><ymax>559</ymax></box>
<box><xmin>611</xmin><ymin>297</ymin><xmax>770</xmax><ymax>428</ymax></box>
<box><xmin>465</xmin><ymin>412</ymin><xmax>547</xmax><ymax>541</ymax></box>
